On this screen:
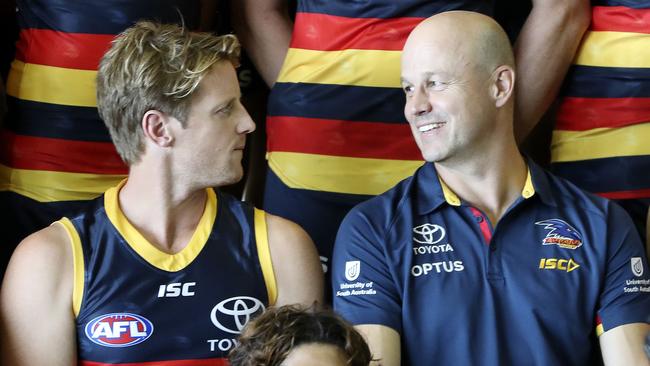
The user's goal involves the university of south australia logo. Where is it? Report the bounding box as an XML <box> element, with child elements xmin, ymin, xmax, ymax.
<box><xmin>535</xmin><ymin>219</ymin><xmax>583</xmax><ymax>249</ymax></box>
<box><xmin>345</xmin><ymin>260</ymin><xmax>361</xmax><ymax>281</ymax></box>
<box><xmin>631</xmin><ymin>257</ymin><xmax>644</xmax><ymax>277</ymax></box>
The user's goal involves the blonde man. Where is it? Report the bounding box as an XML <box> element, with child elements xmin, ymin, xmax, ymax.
<box><xmin>0</xmin><ymin>22</ymin><xmax>323</xmax><ymax>366</ymax></box>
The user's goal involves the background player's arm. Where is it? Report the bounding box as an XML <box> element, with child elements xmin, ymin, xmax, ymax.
<box><xmin>356</xmin><ymin>324</ymin><xmax>401</xmax><ymax>366</ymax></box>
<box><xmin>231</xmin><ymin>0</ymin><xmax>292</xmax><ymax>87</ymax></box>
<box><xmin>513</xmin><ymin>0</ymin><xmax>590</xmax><ymax>142</ymax></box>
<box><xmin>600</xmin><ymin>323</ymin><xmax>650</xmax><ymax>366</ymax></box>
<box><xmin>266</xmin><ymin>213</ymin><xmax>324</xmax><ymax>306</ymax></box>
<box><xmin>0</xmin><ymin>224</ymin><xmax>76</xmax><ymax>366</ymax></box>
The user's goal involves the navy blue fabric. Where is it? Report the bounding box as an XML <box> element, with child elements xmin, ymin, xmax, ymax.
<box><xmin>297</xmin><ymin>0</ymin><xmax>494</xmax><ymax>19</ymax></box>
<box><xmin>560</xmin><ymin>65</ymin><xmax>650</xmax><ymax>98</ymax></box>
<box><xmin>17</xmin><ymin>0</ymin><xmax>201</xmax><ymax>34</ymax></box>
<box><xmin>73</xmin><ymin>190</ymin><xmax>268</xmax><ymax>363</ymax></box>
<box><xmin>268</xmin><ymin>82</ymin><xmax>408</xmax><ymax>124</ymax></box>
<box><xmin>332</xmin><ymin>161</ymin><xmax>650</xmax><ymax>365</ymax></box>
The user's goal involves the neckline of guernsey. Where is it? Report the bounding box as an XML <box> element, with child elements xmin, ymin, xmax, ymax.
<box><xmin>103</xmin><ymin>179</ymin><xmax>217</xmax><ymax>272</ymax></box>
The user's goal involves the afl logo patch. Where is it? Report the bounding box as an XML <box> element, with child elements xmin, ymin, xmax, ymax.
<box><xmin>84</xmin><ymin>313</ymin><xmax>154</xmax><ymax>347</ymax></box>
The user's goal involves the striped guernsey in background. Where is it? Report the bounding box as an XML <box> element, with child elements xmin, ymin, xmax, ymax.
<box><xmin>263</xmin><ymin>0</ymin><xmax>495</xmax><ymax>302</ymax></box>
<box><xmin>552</xmin><ymin>1</ymin><xmax>650</xmax><ymax>233</ymax></box>
<box><xmin>1</xmin><ymin>0</ymin><xmax>200</xmax><ymax>248</ymax></box>
<box><xmin>266</xmin><ymin>0</ymin><xmax>494</xmax><ymax>197</ymax></box>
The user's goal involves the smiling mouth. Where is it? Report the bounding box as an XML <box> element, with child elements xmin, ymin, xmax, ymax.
<box><xmin>418</xmin><ymin>122</ymin><xmax>445</xmax><ymax>132</ymax></box>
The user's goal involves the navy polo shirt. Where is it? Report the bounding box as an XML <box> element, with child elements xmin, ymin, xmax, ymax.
<box><xmin>332</xmin><ymin>161</ymin><xmax>650</xmax><ymax>365</ymax></box>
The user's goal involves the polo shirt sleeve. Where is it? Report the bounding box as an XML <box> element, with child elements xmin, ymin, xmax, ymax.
<box><xmin>332</xmin><ymin>205</ymin><xmax>402</xmax><ymax>334</ymax></box>
<box><xmin>597</xmin><ymin>203</ymin><xmax>650</xmax><ymax>333</ymax></box>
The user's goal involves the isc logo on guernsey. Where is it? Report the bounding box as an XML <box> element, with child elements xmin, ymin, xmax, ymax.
<box><xmin>85</xmin><ymin>313</ymin><xmax>153</xmax><ymax>347</ymax></box>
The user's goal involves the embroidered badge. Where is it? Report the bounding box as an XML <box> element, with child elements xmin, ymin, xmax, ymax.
<box><xmin>535</xmin><ymin>219</ymin><xmax>583</xmax><ymax>250</ymax></box>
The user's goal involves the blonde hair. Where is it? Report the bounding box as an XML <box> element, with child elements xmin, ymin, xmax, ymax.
<box><xmin>97</xmin><ymin>21</ymin><xmax>240</xmax><ymax>165</ymax></box>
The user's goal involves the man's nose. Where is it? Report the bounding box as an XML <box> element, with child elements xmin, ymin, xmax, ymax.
<box><xmin>411</xmin><ymin>87</ymin><xmax>432</xmax><ymax>117</ymax></box>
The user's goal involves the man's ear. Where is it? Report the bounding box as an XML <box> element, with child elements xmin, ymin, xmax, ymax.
<box><xmin>142</xmin><ymin>110</ymin><xmax>174</xmax><ymax>147</ymax></box>
<box><xmin>491</xmin><ymin>65</ymin><xmax>515</xmax><ymax>108</ymax></box>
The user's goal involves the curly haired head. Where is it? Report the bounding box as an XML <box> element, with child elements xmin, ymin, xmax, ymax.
<box><xmin>229</xmin><ymin>305</ymin><xmax>372</xmax><ymax>366</ymax></box>
<box><xmin>96</xmin><ymin>21</ymin><xmax>240</xmax><ymax>165</ymax></box>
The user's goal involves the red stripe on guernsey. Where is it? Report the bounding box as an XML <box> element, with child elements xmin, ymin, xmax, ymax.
<box><xmin>591</xmin><ymin>6</ymin><xmax>650</xmax><ymax>34</ymax></box>
<box><xmin>79</xmin><ymin>358</ymin><xmax>229</xmax><ymax>366</ymax></box>
<box><xmin>0</xmin><ymin>131</ymin><xmax>127</xmax><ymax>174</ymax></box>
<box><xmin>597</xmin><ymin>188</ymin><xmax>650</xmax><ymax>200</ymax></box>
<box><xmin>290</xmin><ymin>12</ymin><xmax>423</xmax><ymax>51</ymax></box>
<box><xmin>469</xmin><ymin>207</ymin><xmax>492</xmax><ymax>245</ymax></box>
<box><xmin>15</xmin><ymin>29</ymin><xmax>114</xmax><ymax>70</ymax></box>
<box><xmin>267</xmin><ymin>116</ymin><xmax>421</xmax><ymax>160</ymax></box>
<box><xmin>555</xmin><ymin>97</ymin><xmax>650</xmax><ymax>131</ymax></box>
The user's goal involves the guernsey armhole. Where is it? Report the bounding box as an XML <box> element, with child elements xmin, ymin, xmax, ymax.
<box><xmin>254</xmin><ymin>208</ymin><xmax>277</xmax><ymax>305</ymax></box>
<box><xmin>55</xmin><ymin>218</ymin><xmax>84</xmax><ymax>318</ymax></box>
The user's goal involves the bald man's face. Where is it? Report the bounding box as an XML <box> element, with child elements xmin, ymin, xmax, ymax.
<box><xmin>401</xmin><ymin>29</ymin><xmax>498</xmax><ymax>164</ymax></box>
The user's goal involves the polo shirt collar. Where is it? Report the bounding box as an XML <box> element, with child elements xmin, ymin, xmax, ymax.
<box><xmin>415</xmin><ymin>157</ymin><xmax>556</xmax><ymax>215</ymax></box>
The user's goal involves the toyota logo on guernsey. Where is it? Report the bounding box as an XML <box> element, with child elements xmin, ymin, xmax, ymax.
<box><xmin>85</xmin><ymin>313</ymin><xmax>153</xmax><ymax>347</ymax></box>
<box><xmin>210</xmin><ymin>296</ymin><xmax>265</xmax><ymax>334</ymax></box>
<box><xmin>413</xmin><ymin>223</ymin><xmax>446</xmax><ymax>244</ymax></box>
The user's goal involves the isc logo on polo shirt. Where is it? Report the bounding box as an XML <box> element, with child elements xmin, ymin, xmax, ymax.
<box><xmin>538</xmin><ymin>258</ymin><xmax>580</xmax><ymax>272</ymax></box>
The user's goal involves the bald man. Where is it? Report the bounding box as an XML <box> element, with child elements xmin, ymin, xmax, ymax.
<box><xmin>332</xmin><ymin>11</ymin><xmax>650</xmax><ymax>366</ymax></box>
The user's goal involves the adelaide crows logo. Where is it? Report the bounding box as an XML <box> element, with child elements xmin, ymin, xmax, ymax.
<box><xmin>535</xmin><ymin>219</ymin><xmax>583</xmax><ymax>250</ymax></box>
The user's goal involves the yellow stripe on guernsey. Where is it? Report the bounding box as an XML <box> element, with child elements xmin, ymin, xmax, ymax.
<box><xmin>596</xmin><ymin>323</ymin><xmax>604</xmax><ymax>337</ymax></box>
<box><xmin>0</xmin><ymin>164</ymin><xmax>125</xmax><ymax>202</ymax></box>
<box><xmin>57</xmin><ymin>218</ymin><xmax>85</xmax><ymax>317</ymax></box>
<box><xmin>6</xmin><ymin>60</ymin><xmax>97</xmax><ymax>107</ymax></box>
<box><xmin>574</xmin><ymin>31</ymin><xmax>650</xmax><ymax>68</ymax></box>
<box><xmin>254</xmin><ymin>209</ymin><xmax>277</xmax><ymax>305</ymax></box>
<box><xmin>104</xmin><ymin>180</ymin><xmax>217</xmax><ymax>272</ymax></box>
<box><xmin>551</xmin><ymin>123</ymin><xmax>650</xmax><ymax>163</ymax></box>
<box><xmin>268</xmin><ymin>152</ymin><xmax>423</xmax><ymax>195</ymax></box>
<box><xmin>277</xmin><ymin>48</ymin><xmax>401</xmax><ymax>87</ymax></box>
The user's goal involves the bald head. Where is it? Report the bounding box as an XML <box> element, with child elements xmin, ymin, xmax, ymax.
<box><xmin>400</xmin><ymin>11</ymin><xmax>518</xmax><ymax>164</ymax></box>
<box><xmin>403</xmin><ymin>11</ymin><xmax>514</xmax><ymax>76</ymax></box>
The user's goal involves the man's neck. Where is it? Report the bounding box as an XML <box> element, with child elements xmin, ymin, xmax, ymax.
<box><xmin>435</xmin><ymin>152</ymin><xmax>527</xmax><ymax>226</ymax></box>
<box><xmin>117</xmin><ymin>166</ymin><xmax>208</xmax><ymax>254</ymax></box>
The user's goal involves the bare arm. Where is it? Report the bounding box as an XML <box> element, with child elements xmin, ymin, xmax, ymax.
<box><xmin>231</xmin><ymin>0</ymin><xmax>292</xmax><ymax>87</ymax></box>
<box><xmin>0</xmin><ymin>224</ymin><xmax>76</xmax><ymax>366</ymax></box>
<box><xmin>600</xmin><ymin>323</ymin><xmax>650</xmax><ymax>366</ymax></box>
<box><xmin>355</xmin><ymin>324</ymin><xmax>401</xmax><ymax>366</ymax></box>
<box><xmin>266</xmin><ymin>213</ymin><xmax>324</xmax><ymax>306</ymax></box>
<box><xmin>513</xmin><ymin>0</ymin><xmax>591</xmax><ymax>143</ymax></box>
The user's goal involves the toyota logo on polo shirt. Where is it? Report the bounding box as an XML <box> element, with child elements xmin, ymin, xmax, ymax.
<box><xmin>210</xmin><ymin>296</ymin><xmax>265</xmax><ymax>334</ymax></box>
<box><xmin>413</xmin><ymin>223</ymin><xmax>446</xmax><ymax>244</ymax></box>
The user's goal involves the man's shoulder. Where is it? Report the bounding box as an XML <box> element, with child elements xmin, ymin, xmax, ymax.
<box><xmin>350</xmin><ymin>172</ymin><xmax>418</xmax><ymax>218</ymax></box>
<box><xmin>3</xmin><ymin>223</ymin><xmax>73</xmax><ymax>294</ymax></box>
<box><xmin>537</xmin><ymin>166</ymin><xmax>614</xmax><ymax>218</ymax></box>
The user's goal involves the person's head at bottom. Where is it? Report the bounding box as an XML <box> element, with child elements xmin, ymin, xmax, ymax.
<box><xmin>229</xmin><ymin>305</ymin><xmax>372</xmax><ymax>366</ymax></box>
